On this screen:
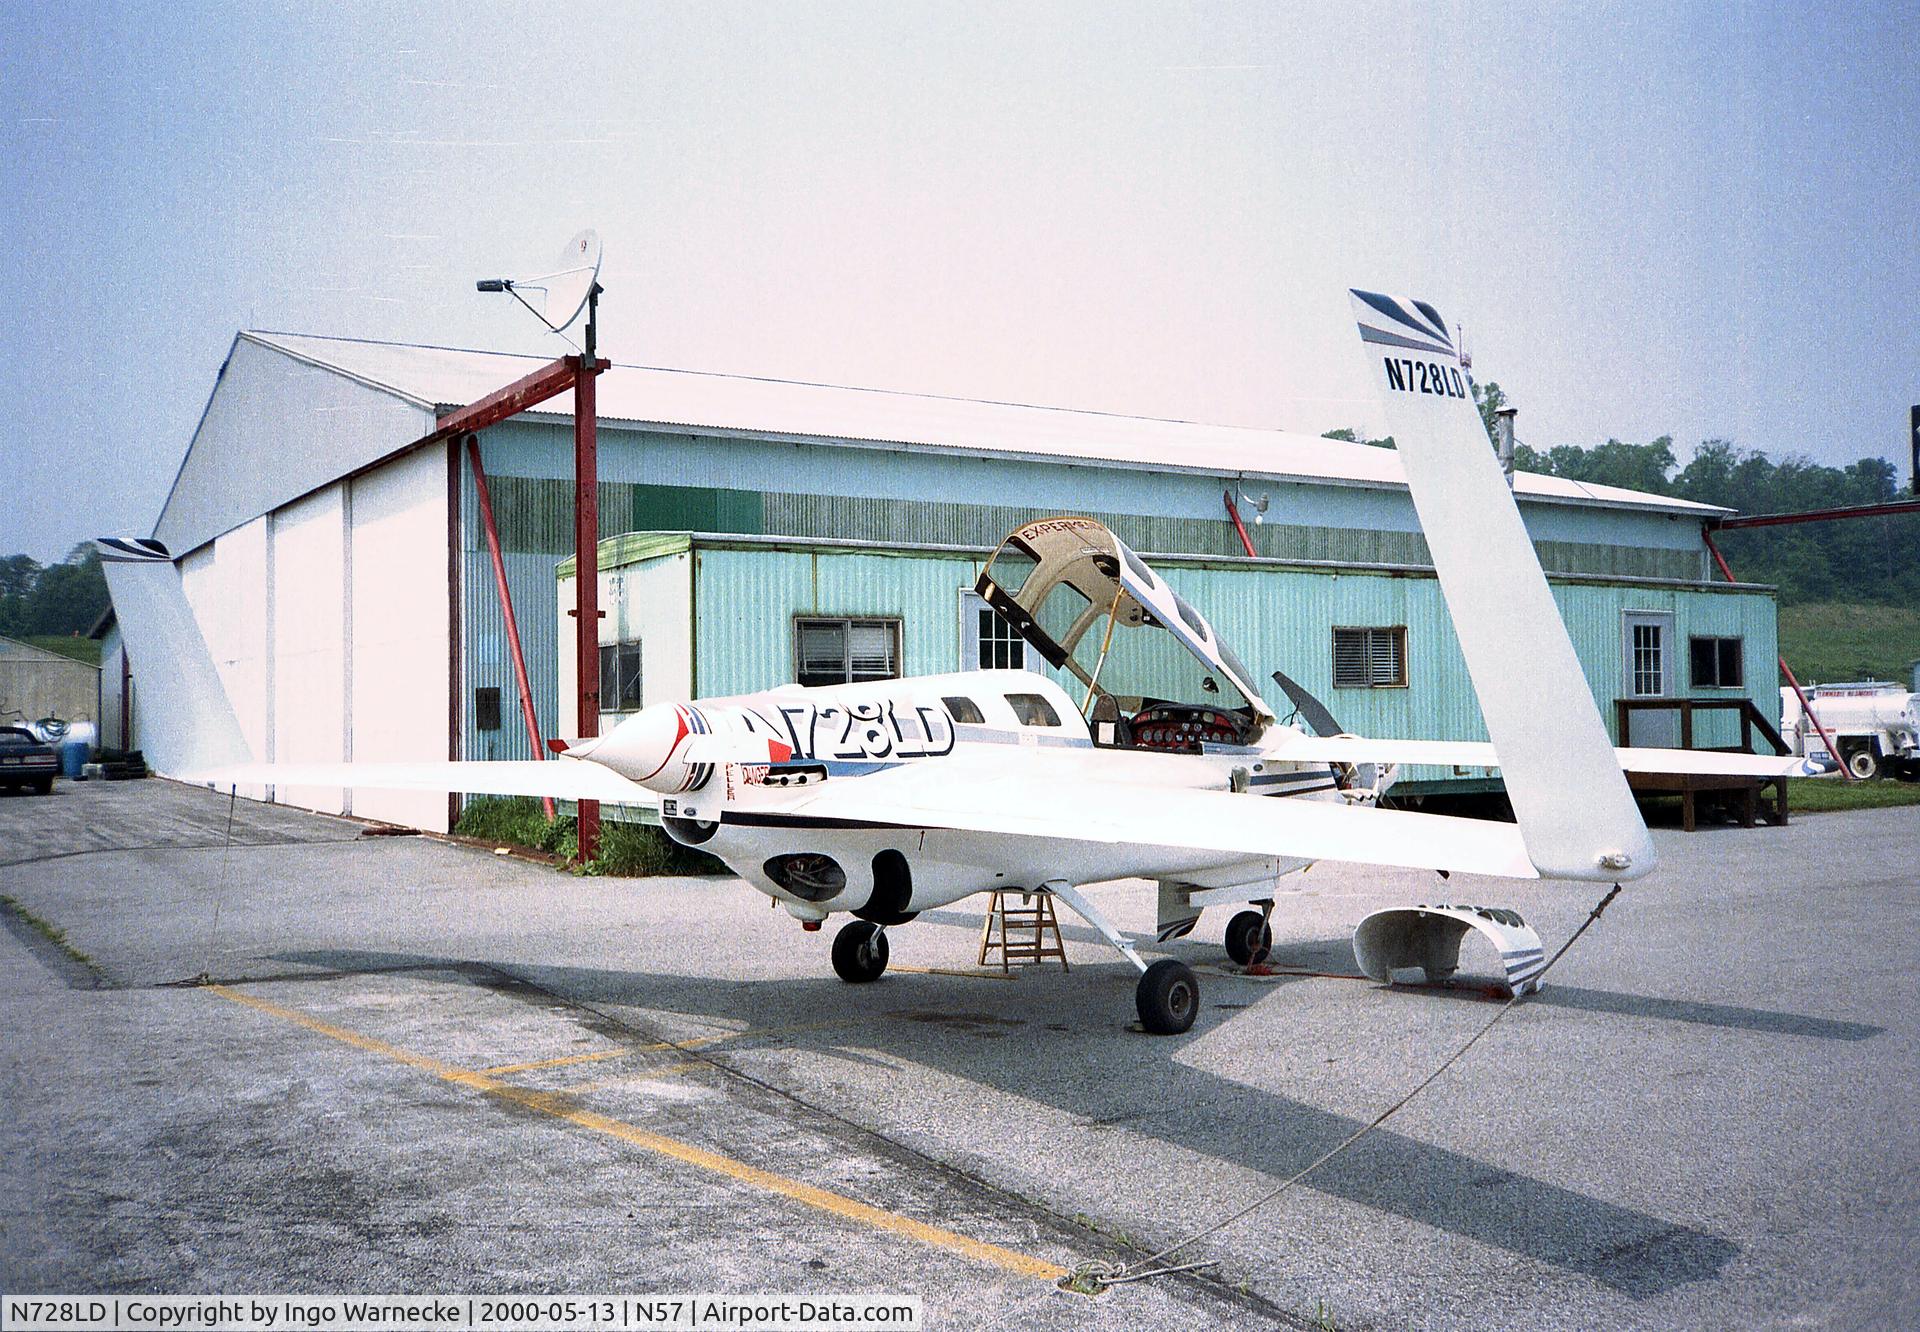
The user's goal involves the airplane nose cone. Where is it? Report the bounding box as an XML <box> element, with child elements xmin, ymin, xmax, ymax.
<box><xmin>585</xmin><ymin>703</ymin><xmax>696</xmax><ymax>790</ymax></box>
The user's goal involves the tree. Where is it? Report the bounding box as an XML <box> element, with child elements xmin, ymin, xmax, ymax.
<box><xmin>0</xmin><ymin>545</ymin><xmax>108</xmax><ymax>639</ymax></box>
<box><xmin>1321</xmin><ymin>427</ymin><xmax>1395</xmax><ymax>449</ymax></box>
<box><xmin>1473</xmin><ymin>379</ymin><xmax>1508</xmax><ymax>441</ymax></box>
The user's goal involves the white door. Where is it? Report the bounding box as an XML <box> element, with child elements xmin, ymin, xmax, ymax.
<box><xmin>1621</xmin><ymin>611</ymin><xmax>1678</xmax><ymax>746</ymax></box>
<box><xmin>959</xmin><ymin>590</ymin><xmax>1032</xmax><ymax>672</ymax></box>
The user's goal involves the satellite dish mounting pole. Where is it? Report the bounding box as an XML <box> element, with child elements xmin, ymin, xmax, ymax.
<box><xmin>573</xmin><ymin>280</ymin><xmax>606</xmax><ymax>860</ymax></box>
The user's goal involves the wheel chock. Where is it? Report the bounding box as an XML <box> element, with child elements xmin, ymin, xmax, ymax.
<box><xmin>1352</xmin><ymin>905</ymin><xmax>1547</xmax><ymax>996</ymax></box>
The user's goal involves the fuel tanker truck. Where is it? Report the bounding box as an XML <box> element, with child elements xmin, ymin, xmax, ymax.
<box><xmin>1781</xmin><ymin>679</ymin><xmax>1920</xmax><ymax>781</ymax></box>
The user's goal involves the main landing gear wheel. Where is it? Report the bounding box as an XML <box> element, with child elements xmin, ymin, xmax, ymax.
<box><xmin>831</xmin><ymin>920</ymin><xmax>889</xmax><ymax>984</ymax></box>
<box><xmin>1136</xmin><ymin>959</ymin><xmax>1200</xmax><ymax>1035</ymax></box>
<box><xmin>1224</xmin><ymin>909</ymin><xmax>1273</xmax><ymax>966</ymax></box>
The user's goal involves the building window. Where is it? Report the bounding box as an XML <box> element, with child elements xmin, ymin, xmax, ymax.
<box><xmin>1332</xmin><ymin>626</ymin><xmax>1407</xmax><ymax>688</ymax></box>
<box><xmin>474</xmin><ymin>687</ymin><xmax>502</xmax><ymax>731</ymax></box>
<box><xmin>795</xmin><ymin>617</ymin><xmax>902</xmax><ymax>687</ymax></box>
<box><xmin>599</xmin><ymin>641</ymin><xmax>643</xmax><ymax>714</ymax></box>
<box><xmin>960</xmin><ymin>589</ymin><xmax>1031</xmax><ymax>671</ymax></box>
<box><xmin>1689</xmin><ymin>636</ymin><xmax>1744</xmax><ymax>688</ymax></box>
<box><xmin>1631</xmin><ymin>622</ymin><xmax>1665</xmax><ymax>696</ymax></box>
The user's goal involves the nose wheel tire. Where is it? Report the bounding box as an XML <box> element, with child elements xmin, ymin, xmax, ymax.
<box><xmin>1224</xmin><ymin>909</ymin><xmax>1273</xmax><ymax>966</ymax></box>
<box><xmin>1136</xmin><ymin>958</ymin><xmax>1200</xmax><ymax>1035</ymax></box>
<box><xmin>831</xmin><ymin>920</ymin><xmax>890</xmax><ymax>983</ymax></box>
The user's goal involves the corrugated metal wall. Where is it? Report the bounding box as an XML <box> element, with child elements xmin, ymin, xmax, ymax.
<box><xmin>467</xmin><ymin>471</ymin><xmax>1703</xmax><ymax>582</ymax></box>
<box><xmin>692</xmin><ymin>543</ymin><xmax>1780</xmax><ymax>783</ymax></box>
<box><xmin>455</xmin><ymin>419</ymin><xmax>1741</xmax><ymax>774</ymax></box>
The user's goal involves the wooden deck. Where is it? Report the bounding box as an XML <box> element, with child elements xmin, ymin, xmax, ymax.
<box><xmin>1616</xmin><ymin>697</ymin><xmax>1792</xmax><ymax>833</ymax></box>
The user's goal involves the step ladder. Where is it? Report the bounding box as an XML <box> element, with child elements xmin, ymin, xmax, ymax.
<box><xmin>978</xmin><ymin>889</ymin><xmax>1069</xmax><ymax>973</ymax></box>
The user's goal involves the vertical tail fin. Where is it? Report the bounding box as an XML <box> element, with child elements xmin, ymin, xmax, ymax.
<box><xmin>1347</xmin><ymin>292</ymin><xmax>1654</xmax><ymax>882</ymax></box>
<box><xmin>96</xmin><ymin>538</ymin><xmax>253</xmax><ymax>778</ymax></box>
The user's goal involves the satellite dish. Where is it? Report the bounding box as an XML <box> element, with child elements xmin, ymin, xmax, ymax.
<box><xmin>477</xmin><ymin>229</ymin><xmax>602</xmax><ymax>336</ymax></box>
<box><xmin>519</xmin><ymin>229</ymin><xmax>601</xmax><ymax>334</ymax></box>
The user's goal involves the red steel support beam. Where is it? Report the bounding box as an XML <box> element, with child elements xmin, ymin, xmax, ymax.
<box><xmin>428</xmin><ymin>358</ymin><xmax>579</xmax><ymax>445</ymax></box>
<box><xmin>1223</xmin><ymin>489</ymin><xmax>1257</xmax><ymax>558</ymax></box>
<box><xmin>1710</xmin><ymin>497</ymin><xmax>1920</xmax><ymax>530</ymax></box>
<box><xmin>1701</xmin><ymin>526</ymin><xmax>1852</xmax><ymax>782</ymax></box>
<box><xmin>572</xmin><ymin>354</ymin><xmax>603</xmax><ymax>861</ymax></box>
<box><xmin>466</xmin><ymin>434</ymin><xmax>553</xmax><ymax>818</ymax></box>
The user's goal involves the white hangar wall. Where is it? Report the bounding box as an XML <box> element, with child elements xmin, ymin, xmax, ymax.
<box><xmin>342</xmin><ymin>445</ymin><xmax>452</xmax><ymax>831</ymax></box>
<box><xmin>155</xmin><ymin>335</ymin><xmax>435</xmax><ymax>557</ymax></box>
<box><xmin>167</xmin><ymin>444</ymin><xmax>452</xmax><ymax>830</ymax></box>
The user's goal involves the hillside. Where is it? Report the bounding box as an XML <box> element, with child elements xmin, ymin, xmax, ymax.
<box><xmin>1778</xmin><ymin>602</ymin><xmax>1920</xmax><ymax>688</ymax></box>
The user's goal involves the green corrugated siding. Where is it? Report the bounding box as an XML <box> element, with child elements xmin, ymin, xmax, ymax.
<box><xmin>476</xmin><ymin>476</ymin><xmax>1704</xmax><ymax>580</ymax></box>
<box><xmin>691</xmin><ymin>542</ymin><xmax>1778</xmax><ymax>783</ymax></box>
<box><xmin>633</xmin><ymin>484</ymin><xmax>764</xmax><ymax>536</ymax></box>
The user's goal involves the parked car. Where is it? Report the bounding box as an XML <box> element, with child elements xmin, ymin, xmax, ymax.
<box><xmin>0</xmin><ymin>725</ymin><xmax>58</xmax><ymax>794</ymax></box>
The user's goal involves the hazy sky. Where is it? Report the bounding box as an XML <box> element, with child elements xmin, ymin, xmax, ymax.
<box><xmin>3</xmin><ymin>1</ymin><xmax>1915</xmax><ymax>562</ymax></box>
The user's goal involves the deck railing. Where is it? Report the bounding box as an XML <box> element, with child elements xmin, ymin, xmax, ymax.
<box><xmin>1614</xmin><ymin>696</ymin><xmax>1790</xmax><ymax>756</ymax></box>
<box><xmin>1613</xmin><ymin>697</ymin><xmax>1791</xmax><ymax>832</ymax></box>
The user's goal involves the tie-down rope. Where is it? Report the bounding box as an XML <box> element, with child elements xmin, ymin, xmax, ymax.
<box><xmin>1064</xmin><ymin>882</ymin><xmax>1624</xmax><ymax>1294</ymax></box>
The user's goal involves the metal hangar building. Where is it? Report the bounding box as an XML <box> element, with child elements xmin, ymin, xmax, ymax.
<box><xmin>105</xmin><ymin>330</ymin><xmax>1777</xmax><ymax>830</ymax></box>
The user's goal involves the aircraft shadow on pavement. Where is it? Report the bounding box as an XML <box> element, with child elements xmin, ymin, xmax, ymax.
<box><xmin>271</xmin><ymin>945</ymin><xmax>1737</xmax><ymax>1298</ymax></box>
<box><xmin>924</xmin><ymin>914</ymin><xmax>1884</xmax><ymax>1045</ymax></box>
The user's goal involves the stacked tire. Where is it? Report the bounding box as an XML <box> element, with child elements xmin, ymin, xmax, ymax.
<box><xmin>96</xmin><ymin>748</ymin><xmax>149</xmax><ymax>780</ymax></box>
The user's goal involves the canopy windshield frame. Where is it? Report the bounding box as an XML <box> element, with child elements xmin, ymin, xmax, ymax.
<box><xmin>975</xmin><ymin>517</ymin><xmax>1274</xmax><ymax>741</ymax></box>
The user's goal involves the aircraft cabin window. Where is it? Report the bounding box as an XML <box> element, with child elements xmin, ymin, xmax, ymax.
<box><xmin>1173</xmin><ymin>593</ymin><xmax>1210</xmax><ymax>641</ymax></box>
<box><xmin>942</xmin><ymin>696</ymin><xmax>986</xmax><ymax>724</ymax></box>
<box><xmin>1119</xmin><ymin>543</ymin><xmax>1156</xmax><ymax>589</ymax></box>
<box><xmin>795</xmin><ymin>617</ymin><xmax>902</xmax><ymax>687</ymax></box>
<box><xmin>1005</xmin><ymin>693</ymin><xmax>1061</xmax><ymax>727</ymax></box>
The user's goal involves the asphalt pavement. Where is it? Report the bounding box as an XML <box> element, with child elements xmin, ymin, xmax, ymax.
<box><xmin>1</xmin><ymin>778</ymin><xmax>1914</xmax><ymax>1330</ymax></box>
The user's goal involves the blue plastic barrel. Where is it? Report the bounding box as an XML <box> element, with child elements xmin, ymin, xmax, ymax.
<box><xmin>60</xmin><ymin>738</ymin><xmax>88</xmax><ymax>777</ymax></box>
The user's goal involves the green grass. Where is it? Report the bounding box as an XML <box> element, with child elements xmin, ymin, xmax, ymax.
<box><xmin>453</xmin><ymin>794</ymin><xmax>576</xmax><ymax>856</ymax></box>
<box><xmin>19</xmin><ymin>635</ymin><xmax>101</xmax><ymax>666</ymax></box>
<box><xmin>452</xmin><ymin>796</ymin><xmax>727</xmax><ymax>876</ymax></box>
<box><xmin>0</xmin><ymin>893</ymin><xmax>94</xmax><ymax>966</ymax></box>
<box><xmin>1788</xmin><ymin>777</ymin><xmax>1920</xmax><ymax>813</ymax></box>
<box><xmin>1778</xmin><ymin>602</ymin><xmax>1920</xmax><ymax>688</ymax></box>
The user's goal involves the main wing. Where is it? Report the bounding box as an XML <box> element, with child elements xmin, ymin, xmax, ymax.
<box><xmin>183</xmin><ymin>759</ymin><xmax>661</xmax><ymax>806</ymax></box>
<box><xmin>770</xmin><ymin>766</ymin><xmax>1538</xmax><ymax>880</ymax></box>
<box><xmin>1263</xmin><ymin>733</ymin><xmax>1819</xmax><ymax>779</ymax></box>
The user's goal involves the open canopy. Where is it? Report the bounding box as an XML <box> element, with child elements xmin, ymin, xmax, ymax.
<box><xmin>976</xmin><ymin>517</ymin><xmax>1273</xmax><ymax>750</ymax></box>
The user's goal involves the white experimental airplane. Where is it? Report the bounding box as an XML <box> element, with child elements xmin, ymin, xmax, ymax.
<box><xmin>100</xmin><ymin>292</ymin><xmax>1816</xmax><ymax>1033</ymax></box>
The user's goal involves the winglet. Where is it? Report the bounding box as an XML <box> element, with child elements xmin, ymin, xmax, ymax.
<box><xmin>95</xmin><ymin>536</ymin><xmax>254</xmax><ymax>778</ymax></box>
<box><xmin>1347</xmin><ymin>291</ymin><xmax>1655</xmax><ymax>882</ymax></box>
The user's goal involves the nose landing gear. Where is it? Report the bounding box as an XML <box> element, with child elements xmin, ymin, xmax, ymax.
<box><xmin>1223</xmin><ymin>908</ymin><xmax>1274</xmax><ymax>966</ymax></box>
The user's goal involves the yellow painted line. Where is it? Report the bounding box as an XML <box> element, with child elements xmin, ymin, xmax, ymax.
<box><xmin>206</xmin><ymin>985</ymin><xmax>1067</xmax><ymax>1281</ymax></box>
<box><xmin>481</xmin><ymin>1046</ymin><xmax>638</xmax><ymax>1076</ymax></box>
<box><xmin>482</xmin><ymin>1019</ymin><xmax>857</xmax><ymax>1076</ymax></box>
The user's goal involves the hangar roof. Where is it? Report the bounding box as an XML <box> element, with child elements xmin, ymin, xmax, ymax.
<box><xmin>241</xmin><ymin>330</ymin><xmax>1728</xmax><ymax>519</ymax></box>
